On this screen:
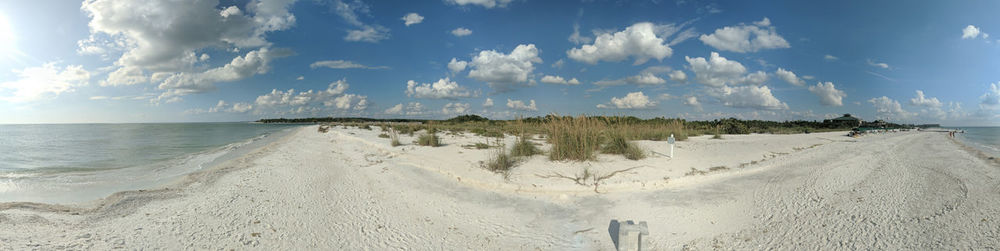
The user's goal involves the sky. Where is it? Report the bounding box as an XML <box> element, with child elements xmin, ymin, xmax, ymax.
<box><xmin>0</xmin><ymin>0</ymin><xmax>998</xmax><ymax>125</ymax></box>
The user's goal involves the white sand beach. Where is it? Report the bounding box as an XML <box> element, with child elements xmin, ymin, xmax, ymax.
<box><xmin>1</xmin><ymin>125</ymin><xmax>998</xmax><ymax>249</ymax></box>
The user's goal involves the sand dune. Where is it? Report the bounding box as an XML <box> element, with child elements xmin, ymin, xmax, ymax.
<box><xmin>1</xmin><ymin>126</ymin><xmax>997</xmax><ymax>249</ymax></box>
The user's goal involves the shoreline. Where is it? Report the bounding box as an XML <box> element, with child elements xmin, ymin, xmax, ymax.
<box><xmin>0</xmin><ymin>125</ymin><xmax>303</xmax><ymax>213</ymax></box>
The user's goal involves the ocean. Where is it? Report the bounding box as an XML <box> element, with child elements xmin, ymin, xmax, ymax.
<box><xmin>0</xmin><ymin>123</ymin><xmax>301</xmax><ymax>204</ymax></box>
<box><xmin>952</xmin><ymin>127</ymin><xmax>1000</xmax><ymax>158</ymax></box>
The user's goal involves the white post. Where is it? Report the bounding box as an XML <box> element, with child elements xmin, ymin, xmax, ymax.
<box><xmin>668</xmin><ymin>134</ymin><xmax>675</xmax><ymax>158</ymax></box>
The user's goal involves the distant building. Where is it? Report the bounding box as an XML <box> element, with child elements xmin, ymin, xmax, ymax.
<box><xmin>824</xmin><ymin>114</ymin><xmax>862</xmax><ymax>127</ymax></box>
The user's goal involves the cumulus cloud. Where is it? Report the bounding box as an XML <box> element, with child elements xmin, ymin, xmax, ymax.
<box><xmin>962</xmin><ymin>25</ymin><xmax>988</xmax><ymax>39</ymax></box>
<box><xmin>310</xmin><ymin>60</ymin><xmax>388</xmax><ymax>70</ymax></box>
<box><xmin>406</xmin><ymin>77</ymin><xmax>477</xmax><ymax>99</ymax></box>
<box><xmin>596</xmin><ymin>91</ymin><xmax>657</xmax><ymax>109</ymax></box>
<box><xmin>296</xmin><ymin>76</ymin><xmax>304</xmax><ymax>80</ymax></box>
<box><xmin>154</xmin><ymin>47</ymin><xmax>292</xmax><ymax>102</ymax></box>
<box><xmin>910</xmin><ymin>90</ymin><xmax>942</xmax><ymax>108</ymax></box>
<box><xmin>0</xmin><ymin>63</ymin><xmax>91</xmax><ymax>102</ymax></box>
<box><xmin>567</xmin><ymin>22</ymin><xmax>682</xmax><ymax>65</ymax></box>
<box><xmin>187</xmin><ymin>100</ymin><xmax>254</xmax><ymax>114</ymax></box>
<box><xmin>808</xmin><ymin>82</ymin><xmax>846</xmax><ymax>106</ymax></box>
<box><xmin>824</xmin><ymin>54</ymin><xmax>838</xmax><ymax>61</ymax></box>
<box><xmin>540</xmin><ymin>75</ymin><xmax>581</xmax><ymax>85</ymax></box>
<box><xmin>80</xmin><ymin>0</ymin><xmax>296</xmax><ymax>71</ymax></box>
<box><xmin>683</xmin><ymin>96</ymin><xmax>702</xmax><ymax>111</ymax></box>
<box><xmin>699</xmin><ymin>17</ymin><xmax>790</xmax><ymax>53</ymax></box>
<box><xmin>254</xmin><ymin>78</ymin><xmax>367</xmax><ymax>110</ymax></box>
<box><xmin>447</xmin><ymin>58</ymin><xmax>468</xmax><ymax>73</ymax></box>
<box><xmin>867</xmin><ymin>59</ymin><xmax>890</xmax><ymax>69</ymax></box>
<box><xmin>708</xmin><ymin>85</ymin><xmax>788</xmax><ymax>110</ymax></box>
<box><xmin>668</xmin><ymin>70</ymin><xmax>687</xmax><ymax>83</ymax></box>
<box><xmin>467</xmin><ymin>44</ymin><xmax>542</xmax><ymax>92</ymax></box>
<box><xmin>685</xmin><ymin>52</ymin><xmax>768</xmax><ymax>87</ymax></box>
<box><xmin>482</xmin><ymin>98</ymin><xmax>494</xmax><ymax>108</ymax></box>
<box><xmin>869</xmin><ymin>96</ymin><xmax>912</xmax><ymax>120</ymax></box>
<box><xmin>384</xmin><ymin>103</ymin><xmax>403</xmax><ymax>114</ymax></box>
<box><xmin>445</xmin><ymin>0</ymin><xmax>514</xmax><ymax>8</ymax></box>
<box><xmin>100</xmin><ymin>66</ymin><xmax>146</xmax><ymax>86</ymax></box>
<box><xmin>980</xmin><ymin>82</ymin><xmax>1000</xmax><ymax>110</ymax></box>
<box><xmin>774</xmin><ymin>68</ymin><xmax>805</xmax><ymax>86</ymax></box>
<box><xmin>401</xmin><ymin>13</ymin><xmax>423</xmax><ymax>26</ymax></box>
<box><xmin>506</xmin><ymin>99</ymin><xmax>537</xmax><ymax>111</ymax></box>
<box><xmin>451</xmin><ymin>27</ymin><xmax>472</xmax><ymax>37</ymax></box>
<box><xmin>442</xmin><ymin>102</ymin><xmax>471</xmax><ymax>114</ymax></box>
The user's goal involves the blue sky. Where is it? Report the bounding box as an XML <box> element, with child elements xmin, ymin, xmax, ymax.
<box><xmin>1</xmin><ymin>0</ymin><xmax>998</xmax><ymax>125</ymax></box>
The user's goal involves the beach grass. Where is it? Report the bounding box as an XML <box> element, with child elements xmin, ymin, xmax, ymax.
<box><xmin>417</xmin><ymin>131</ymin><xmax>440</xmax><ymax>147</ymax></box>
<box><xmin>485</xmin><ymin>146</ymin><xmax>516</xmax><ymax>177</ymax></box>
<box><xmin>545</xmin><ymin>115</ymin><xmax>605</xmax><ymax>161</ymax></box>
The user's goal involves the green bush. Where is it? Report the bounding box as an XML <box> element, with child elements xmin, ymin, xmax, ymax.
<box><xmin>417</xmin><ymin>132</ymin><xmax>440</xmax><ymax>147</ymax></box>
<box><xmin>511</xmin><ymin>135</ymin><xmax>540</xmax><ymax>157</ymax></box>
<box><xmin>601</xmin><ymin>132</ymin><xmax>646</xmax><ymax>160</ymax></box>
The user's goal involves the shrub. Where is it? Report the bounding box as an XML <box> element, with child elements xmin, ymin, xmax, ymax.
<box><xmin>712</xmin><ymin>125</ymin><xmax>723</xmax><ymax>139</ymax></box>
<box><xmin>318</xmin><ymin>125</ymin><xmax>329</xmax><ymax>133</ymax></box>
<box><xmin>388</xmin><ymin>129</ymin><xmax>401</xmax><ymax>147</ymax></box>
<box><xmin>360</xmin><ymin>124</ymin><xmax>372</xmax><ymax>130</ymax></box>
<box><xmin>378</xmin><ymin>133</ymin><xmax>390</xmax><ymax>138</ymax></box>
<box><xmin>474</xmin><ymin>142</ymin><xmax>490</xmax><ymax>149</ymax></box>
<box><xmin>417</xmin><ymin>132</ymin><xmax>440</xmax><ymax>147</ymax></box>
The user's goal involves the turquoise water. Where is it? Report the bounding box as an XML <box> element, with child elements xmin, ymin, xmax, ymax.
<box><xmin>952</xmin><ymin>127</ymin><xmax>1000</xmax><ymax>158</ymax></box>
<box><xmin>0</xmin><ymin>123</ymin><xmax>301</xmax><ymax>204</ymax></box>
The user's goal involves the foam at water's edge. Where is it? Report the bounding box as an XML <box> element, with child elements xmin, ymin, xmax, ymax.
<box><xmin>949</xmin><ymin>135</ymin><xmax>1000</xmax><ymax>166</ymax></box>
<box><xmin>0</xmin><ymin>125</ymin><xmax>306</xmax><ymax>211</ymax></box>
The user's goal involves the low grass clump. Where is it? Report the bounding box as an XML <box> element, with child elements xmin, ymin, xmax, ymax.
<box><xmin>712</xmin><ymin>125</ymin><xmax>723</xmax><ymax>139</ymax></box>
<box><xmin>360</xmin><ymin>124</ymin><xmax>372</xmax><ymax>130</ymax></box>
<box><xmin>417</xmin><ymin>130</ymin><xmax>440</xmax><ymax>147</ymax></box>
<box><xmin>601</xmin><ymin>131</ymin><xmax>646</xmax><ymax>160</ymax></box>
<box><xmin>511</xmin><ymin>136</ymin><xmax>540</xmax><ymax>157</ymax></box>
<box><xmin>377</xmin><ymin>133</ymin><xmax>390</xmax><ymax>138</ymax></box>
<box><xmin>485</xmin><ymin>147</ymin><xmax>516</xmax><ymax>177</ymax></box>
<box><xmin>389</xmin><ymin>129</ymin><xmax>401</xmax><ymax>147</ymax></box>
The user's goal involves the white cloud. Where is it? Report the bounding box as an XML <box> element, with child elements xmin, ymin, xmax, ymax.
<box><xmin>310</xmin><ymin>60</ymin><xmax>388</xmax><ymax>70</ymax></box>
<box><xmin>468</xmin><ymin>44</ymin><xmax>542</xmax><ymax>92</ymax></box>
<box><xmin>551</xmin><ymin>59</ymin><xmax>565</xmax><ymax>69</ymax></box>
<box><xmin>567</xmin><ymin>22</ymin><xmax>677</xmax><ymax>65</ymax></box>
<box><xmin>869</xmin><ymin>96</ymin><xmax>912</xmax><ymax>120</ymax></box>
<box><xmin>445</xmin><ymin>0</ymin><xmax>514</xmax><ymax>8</ymax></box>
<box><xmin>824</xmin><ymin>54</ymin><xmax>838</xmax><ymax>61</ymax></box>
<box><xmin>442</xmin><ymin>102</ymin><xmax>471</xmax><ymax>114</ymax></box>
<box><xmin>101</xmin><ymin>66</ymin><xmax>147</xmax><ymax>86</ymax></box>
<box><xmin>186</xmin><ymin>100</ymin><xmax>254</xmax><ymax>114</ymax></box>
<box><xmin>668</xmin><ymin>70</ymin><xmax>687</xmax><ymax>83</ymax></box>
<box><xmin>506</xmin><ymin>99</ymin><xmax>537</xmax><ymax>111</ymax></box>
<box><xmin>384</xmin><ymin>104</ymin><xmax>403</xmax><ymax>114</ymax></box>
<box><xmin>962</xmin><ymin>25</ymin><xmax>987</xmax><ymax>39</ymax></box>
<box><xmin>296</xmin><ymin>76</ymin><xmax>304</xmax><ymax>80</ymax></box>
<box><xmin>0</xmin><ymin>63</ymin><xmax>91</xmax><ymax>102</ymax></box>
<box><xmin>345</xmin><ymin>26</ymin><xmax>390</xmax><ymax>42</ymax></box>
<box><xmin>597</xmin><ymin>91</ymin><xmax>657</xmax><ymax>109</ymax></box>
<box><xmin>909</xmin><ymin>90</ymin><xmax>942</xmax><ymax>108</ymax></box>
<box><xmin>80</xmin><ymin>0</ymin><xmax>296</xmax><ymax>72</ymax></box>
<box><xmin>451</xmin><ymin>27</ymin><xmax>472</xmax><ymax>37</ymax></box>
<box><xmin>980</xmin><ymin>82</ymin><xmax>1000</xmax><ymax>110</ymax></box>
<box><xmin>699</xmin><ymin>17</ymin><xmax>790</xmax><ymax>53</ymax></box>
<box><xmin>867</xmin><ymin>59</ymin><xmax>890</xmax><ymax>69</ymax></box>
<box><xmin>154</xmin><ymin>47</ymin><xmax>292</xmax><ymax>102</ymax></box>
<box><xmin>686</xmin><ymin>52</ymin><xmax>767</xmax><ymax>87</ymax></box>
<box><xmin>808</xmin><ymin>82</ymin><xmax>846</xmax><ymax>106</ymax></box>
<box><xmin>774</xmin><ymin>68</ymin><xmax>805</xmax><ymax>86</ymax></box>
<box><xmin>401</xmin><ymin>13</ymin><xmax>424</xmax><ymax>26</ymax></box>
<box><xmin>708</xmin><ymin>85</ymin><xmax>788</xmax><ymax>110</ymax></box>
<box><xmin>568</xmin><ymin>23</ymin><xmax>592</xmax><ymax>44</ymax></box>
<box><xmin>482</xmin><ymin>97</ymin><xmax>494</xmax><ymax>108</ymax></box>
<box><xmin>447</xmin><ymin>58</ymin><xmax>468</xmax><ymax>73</ymax></box>
<box><xmin>331</xmin><ymin>0</ymin><xmax>390</xmax><ymax>43</ymax></box>
<box><xmin>406</xmin><ymin>77</ymin><xmax>476</xmax><ymax>99</ymax></box>
<box><xmin>254</xmin><ymin>78</ymin><xmax>366</xmax><ymax>111</ymax></box>
<box><xmin>540</xmin><ymin>75</ymin><xmax>580</xmax><ymax>85</ymax></box>
<box><xmin>683</xmin><ymin>96</ymin><xmax>702</xmax><ymax>111</ymax></box>
<box><xmin>802</xmin><ymin>75</ymin><xmax>815</xmax><ymax>80</ymax></box>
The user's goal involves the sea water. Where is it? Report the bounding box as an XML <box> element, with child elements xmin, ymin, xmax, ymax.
<box><xmin>0</xmin><ymin>123</ymin><xmax>301</xmax><ymax>204</ymax></box>
<box><xmin>953</xmin><ymin>127</ymin><xmax>1000</xmax><ymax>158</ymax></box>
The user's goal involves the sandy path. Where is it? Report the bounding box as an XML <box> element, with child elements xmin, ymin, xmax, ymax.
<box><xmin>2</xmin><ymin>127</ymin><xmax>997</xmax><ymax>249</ymax></box>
